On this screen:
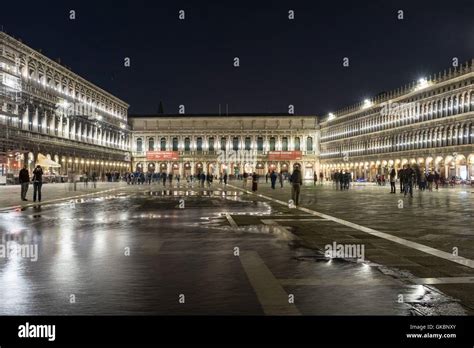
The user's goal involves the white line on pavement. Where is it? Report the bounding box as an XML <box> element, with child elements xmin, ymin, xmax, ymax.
<box><xmin>240</xmin><ymin>251</ymin><xmax>300</xmax><ymax>315</ymax></box>
<box><xmin>0</xmin><ymin>187</ymin><xmax>123</xmax><ymax>212</ymax></box>
<box><xmin>228</xmin><ymin>184</ymin><xmax>474</xmax><ymax>270</ymax></box>
<box><xmin>269</xmin><ymin>218</ymin><xmax>328</xmax><ymax>222</ymax></box>
<box><xmin>412</xmin><ymin>276</ymin><xmax>474</xmax><ymax>285</ymax></box>
<box><xmin>225</xmin><ymin>213</ymin><xmax>239</xmax><ymax>228</ymax></box>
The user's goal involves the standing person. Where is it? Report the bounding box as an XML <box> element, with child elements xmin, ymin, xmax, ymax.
<box><xmin>162</xmin><ymin>172</ymin><xmax>167</xmax><ymax>186</ymax></box>
<box><xmin>207</xmin><ymin>173</ymin><xmax>213</xmax><ymax>187</ymax></box>
<box><xmin>434</xmin><ymin>170</ymin><xmax>440</xmax><ymax>190</ymax></box>
<box><xmin>403</xmin><ymin>165</ymin><xmax>414</xmax><ymax>198</ymax></box>
<box><xmin>200</xmin><ymin>172</ymin><xmax>206</xmax><ymax>187</ymax></box>
<box><xmin>334</xmin><ymin>171</ymin><xmax>340</xmax><ymax>190</ymax></box>
<box><xmin>290</xmin><ymin>165</ymin><xmax>303</xmax><ymax>206</ymax></box>
<box><xmin>419</xmin><ymin>171</ymin><xmax>427</xmax><ymax>191</ymax></box>
<box><xmin>32</xmin><ymin>165</ymin><xmax>43</xmax><ymax>203</ymax></box>
<box><xmin>344</xmin><ymin>171</ymin><xmax>351</xmax><ymax>190</ymax></box>
<box><xmin>398</xmin><ymin>167</ymin><xmax>405</xmax><ymax>193</ymax></box>
<box><xmin>168</xmin><ymin>173</ymin><xmax>173</xmax><ymax>186</ymax></box>
<box><xmin>147</xmin><ymin>172</ymin><xmax>152</xmax><ymax>185</ymax></box>
<box><xmin>427</xmin><ymin>171</ymin><xmax>434</xmax><ymax>192</ymax></box>
<box><xmin>278</xmin><ymin>172</ymin><xmax>283</xmax><ymax>188</ymax></box>
<box><xmin>319</xmin><ymin>172</ymin><xmax>324</xmax><ymax>185</ymax></box>
<box><xmin>313</xmin><ymin>172</ymin><xmax>318</xmax><ymax>186</ymax></box>
<box><xmin>19</xmin><ymin>165</ymin><xmax>30</xmax><ymax>201</ymax></box>
<box><xmin>252</xmin><ymin>172</ymin><xmax>258</xmax><ymax>192</ymax></box>
<box><xmin>389</xmin><ymin>167</ymin><xmax>396</xmax><ymax>193</ymax></box>
<box><xmin>265</xmin><ymin>173</ymin><xmax>269</xmax><ymax>183</ymax></box>
<box><xmin>223</xmin><ymin>173</ymin><xmax>228</xmax><ymax>186</ymax></box>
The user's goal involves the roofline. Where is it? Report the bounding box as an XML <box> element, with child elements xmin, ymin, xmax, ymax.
<box><xmin>129</xmin><ymin>113</ymin><xmax>318</xmax><ymax>118</ymax></box>
<box><xmin>0</xmin><ymin>31</ymin><xmax>129</xmax><ymax>108</ymax></box>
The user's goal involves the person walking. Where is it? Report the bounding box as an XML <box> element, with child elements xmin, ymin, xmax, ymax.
<box><xmin>278</xmin><ymin>172</ymin><xmax>283</xmax><ymax>188</ymax></box>
<box><xmin>290</xmin><ymin>165</ymin><xmax>303</xmax><ymax>206</ymax></box>
<box><xmin>389</xmin><ymin>168</ymin><xmax>396</xmax><ymax>193</ymax></box>
<box><xmin>223</xmin><ymin>173</ymin><xmax>228</xmax><ymax>185</ymax></box>
<box><xmin>32</xmin><ymin>165</ymin><xmax>43</xmax><ymax>202</ymax></box>
<box><xmin>313</xmin><ymin>172</ymin><xmax>318</xmax><ymax>186</ymax></box>
<box><xmin>270</xmin><ymin>170</ymin><xmax>277</xmax><ymax>189</ymax></box>
<box><xmin>319</xmin><ymin>172</ymin><xmax>324</xmax><ymax>185</ymax></box>
<box><xmin>19</xmin><ymin>165</ymin><xmax>30</xmax><ymax>201</ymax></box>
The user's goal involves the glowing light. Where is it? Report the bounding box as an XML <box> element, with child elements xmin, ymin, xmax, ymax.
<box><xmin>362</xmin><ymin>99</ymin><xmax>373</xmax><ymax>109</ymax></box>
<box><xmin>416</xmin><ymin>77</ymin><xmax>430</xmax><ymax>90</ymax></box>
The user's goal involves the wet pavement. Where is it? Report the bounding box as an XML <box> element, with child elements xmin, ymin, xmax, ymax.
<box><xmin>0</xmin><ymin>182</ymin><xmax>470</xmax><ymax>315</ymax></box>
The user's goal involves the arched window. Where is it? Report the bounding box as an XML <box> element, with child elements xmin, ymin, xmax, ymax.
<box><xmin>306</xmin><ymin>136</ymin><xmax>313</xmax><ymax>151</ymax></box>
<box><xmin>136</xmin><ymin>138</ymin><xmax>143</xmax><ymax>152</ymax></box>
<box><xmin>197</xmin><ymin>137</ymin><xmax>203</xmax><ymax>151</ymax></box>
<box><xmin>282</xmin><ymin>137</ymin><xmax>288</xmax><ymax>151</ymax></box>
<box><xmin>172</xmin><ymin>137</ymin><xmax>178</xmax><ymax>151</ymax></box>
<box><xmin>269</xmin><ymin>137</ymin><xmax>276</xmax><ymax>151</ymax></box>
<box><xmin>184</xmin><ymin>137</ymin><xmax>191</xmax><ymax>152</ymax></box>
<box><xmin>294</xmin><ymin>137</ymin><xmax>300</xmax><ymax>151</ymax></box>
<box><xmin>148</xmin><ymin>138</ymin><xmax>155</xmax><ymax>151</ymax></box>
<box><xmin>159</xmin><ymin>137</ymin><xmax>166</xmax><ymax>151</ymax></box>
<box><xmin>257</xmin><ymin>137</ymin><xmax>263</xmax><ymax>151</ymax></box>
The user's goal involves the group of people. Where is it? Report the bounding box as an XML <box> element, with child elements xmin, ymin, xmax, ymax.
<box><xmin>125</xmin><ymin>171</ymin><xmax>228</xmax><ymax>187</ymax></box>
<box><xmin>18</xmin><ymin>165</ymin><xmax>44</xmax><ymax>202</ymax></box>
<box><xmin>389</xmin><ymin>166</ymin><xmax>442</xmax><ymax>197</ymax></box>
<box><xmin>313</xmin><ymin>172</ymin><xmax>325</xmax><ymax>186</ymax></box>
<box><xmin>247</xmin><ymin>166</ymin><xmax>304</xmax><ymax>206</ymax></box>
<box><xmin>332</xmin><ymin>170</ymin><xmax>352</xmax><ymax>190</ymax></box>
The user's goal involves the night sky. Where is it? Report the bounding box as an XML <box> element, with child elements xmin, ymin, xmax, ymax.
<box><xmin>1</xmin><ymin>0</ymin><xmax>474</xmax><ymax>116</ymax></box>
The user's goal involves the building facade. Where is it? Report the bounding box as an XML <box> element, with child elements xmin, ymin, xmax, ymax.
<box><xmin>0</xmin><ymin>32</ymin><xmax>130</xmax><ymax>181</ymax></box>
<box><xmin>320</xmin><ymin>60</ymin><xmax>474</xmax><ymax>181</ymax></box>
<box><xmin>129</xmin><ymin>114</ymin><xmax>319</xmax><ymax>179</ymax></box>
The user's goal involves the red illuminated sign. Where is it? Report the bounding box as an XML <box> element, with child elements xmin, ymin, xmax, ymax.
<box><xmin>267</xmin><ymin>151</ymin><xmax>302</xmax><ymax>160</ymax></box>
<box><xmin>146</xmin><ymin>151</ymin><xmax>179</xmax><ymax>161</ymax></box>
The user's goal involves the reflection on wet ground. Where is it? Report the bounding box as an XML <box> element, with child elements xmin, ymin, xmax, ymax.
<box><xmin>0</xmin><ymin>187</ymin><xmax>466</xmax><ymax>315</ymax></box>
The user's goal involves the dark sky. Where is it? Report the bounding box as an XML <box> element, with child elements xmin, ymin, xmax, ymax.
<box><xmin>1</xmin><ymin>0</ymin><xmax>474</xmax><ymax>116</ymax></box>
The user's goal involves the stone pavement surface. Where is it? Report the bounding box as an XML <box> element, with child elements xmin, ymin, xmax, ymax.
<box><xmin>226</xmin><ymin>179</ymin><xmax>474</xmax><ymax>314</ymax></box>
<box><xmin>0</xmin><ymin>180</ymin><xmax>471</xmax><ymax>315</ymax></box>
<box><xmin>0</xmin><ymin>182</ymin><xmax>127</xmax><ymax>210</ymax></box>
